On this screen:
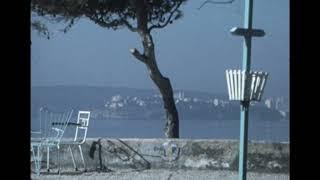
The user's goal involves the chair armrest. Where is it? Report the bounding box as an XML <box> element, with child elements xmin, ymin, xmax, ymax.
<box><xmin>52</xmin><ymin>127</ymin><xmax>63</xmax><ymax>133</ymax></box>
<box><xmin>67</xmin><ymin>122</ymin><xmax>82</xmax><ymax>126</ymax></box>
<box><xmin>51</xmin><ymin>127</ymin><xmax>64</xmax><ymax>140</ymax></box>
<box><xmin>31</xmin><ymin>131</ymin><xmax>41</xmax><ymax>134</ymax></box>
<box><xmin>51</xmin><ymin>122</ymin><xmax>82</xmax><ymax>126</ymax></box>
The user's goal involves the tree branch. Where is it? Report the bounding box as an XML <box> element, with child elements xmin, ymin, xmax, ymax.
<box><xmin>198</xmin><ymin>0</ymin><xmax>235</xmax><ymax>10</ymax></box>
<box><xmin>31</xmin><ymin>20</ymin><xmax>51</xmax><ymax>39</ymax></box>
<box><xmin>121</xmin><ymin>19</ymin><xmax>138</xmax><ymax>32</ymax></box>
<box><xmin>86</xmin><ymin>15</ymin><xmax>122</xmax><ymax>29</ymax></box>
<box><xmin>148</xmin><ymin>1</ymin><xmax>183</xmax><ymax>33</ymax></box>
<box><xmin>130</xmin><ymin>48</ymin><xmax>147</xmax><ymax>63</ymax></box>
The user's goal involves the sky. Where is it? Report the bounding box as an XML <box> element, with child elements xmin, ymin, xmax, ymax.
<box><xmin>31</xmin><ymin>0</ymin><xmax>289</xmax><ymax>97</ymax></box>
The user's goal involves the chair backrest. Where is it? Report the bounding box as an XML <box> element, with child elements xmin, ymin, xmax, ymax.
<box><xmin>40</xmin><ymin>108</ymin><xmax>74</xmax><ymax>145</ymax></box>
<box><xmin>74</xmin><ymin>111</ymin><xmax>90</xmax><ymax>144</ymax></box>
<box><xmin>31</xmin><ymin>107</ymin><xmax>44</xmax><ymax>140</ymax></box>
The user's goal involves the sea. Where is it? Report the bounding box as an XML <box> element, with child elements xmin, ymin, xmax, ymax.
<box><xmin>31</xmin><ymin>118</ymin><xmax>289</xmax><ymax>142</ymax></box>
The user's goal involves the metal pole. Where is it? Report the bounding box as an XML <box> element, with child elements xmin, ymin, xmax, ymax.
<box><xmin>242</xmin><ymin>0</ymin><xmax>253</xmax><ymax>71</ymax></box>
<box><xmin>239</xmin><ymin>0</ymin><xmax>253</xmax><ymax>180</ymax></box>
<box><xmin>239</xmin><ymin>101</ymin><xmax>249</xmax><ymax>180</ymax></box>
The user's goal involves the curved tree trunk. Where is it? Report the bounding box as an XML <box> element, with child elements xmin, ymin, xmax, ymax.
<box><xmin>146</xmin><ymin>54</ymin><xmax>179</xmax><ymax>138</ymax></box>
<box><xmin>130</xmin><ymin>31</ymin><xmax>179</xmax><ymax>138</ymax></box>
<box><xmin>147</xmin><ymin>47</ymin><xmax>179</xmax><ymax>138</ymax></box>
<box><xmin>130</xmin><ymin>0</ymin><xmax>179</xmax><ymax>138</ymax></box>
<box><xmin>153</xmin><ymin>76</ymin><xmax>179</xmax><ymax>138</ymax></box>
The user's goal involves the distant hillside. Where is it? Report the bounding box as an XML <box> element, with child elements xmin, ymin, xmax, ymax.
<box><xmin>31</xmin><ymin>85</ymin><xmax>152</xmax><ymax>111</ymax></box>
<box><xmin>31</xmin><ymin>86</ymin><xmax>226</xmax><ymax>110</ymax></box>
<box><xmin>31</xmin><ymin>86</ymin><xmax>289</xmax><ymax>121</ymax></box>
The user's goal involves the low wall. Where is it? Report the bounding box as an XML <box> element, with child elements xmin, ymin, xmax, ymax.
<box><xmin>35</xmin><ymin>138</ymin><xmax>289</xmax><ymax>173</ymax></box>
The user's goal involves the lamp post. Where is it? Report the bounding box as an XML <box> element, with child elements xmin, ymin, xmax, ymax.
<box><xmin>227</xmin><ymin>0</ymin><xmax>267</xmax><ymax>180</ymax></box>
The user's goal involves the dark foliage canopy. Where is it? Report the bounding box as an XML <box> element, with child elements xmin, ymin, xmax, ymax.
<box><xmin>31</xmin><ymin>0</ymin><xmax>187</xmax><ymax>38</ymax></box>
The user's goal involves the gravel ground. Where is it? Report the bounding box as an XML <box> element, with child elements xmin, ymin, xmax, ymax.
<box><xmin>31</xmin><ymin>169</ymin><xmax>289</xmax><ymax>180</ymax></box>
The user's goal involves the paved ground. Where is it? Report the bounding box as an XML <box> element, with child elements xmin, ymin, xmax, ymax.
<box><xmin>31</xmin><ymin>169</ymin><xmax>289</xmax><ymax>180</ymax></box>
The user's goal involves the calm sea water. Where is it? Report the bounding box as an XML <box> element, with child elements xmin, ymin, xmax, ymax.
<box><xmin>32</xmin><ymin>118</ymin><xmax>289</xmax><ymax>142</ymax></box>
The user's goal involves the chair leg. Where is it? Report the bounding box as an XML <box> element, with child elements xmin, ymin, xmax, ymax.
<box><xmin>57</xmin><ymin>145</ymin><xmax>61</xmax><ymax>175</ymax></box>
<box><xmin>31</xmin><ymin>145</ymin><xmax>34</xmax><ymax>161</ymax></box>
<box><xmin>36</xmin><ymin>145</ymin><xmax>41</xmax><ymax>175</ymax></box>
<box><xmin>31</xmin><ymin>145</ymin><xmax>37</xmax><ymax>173</ymax></box>
<box><xmin>78</xmin><ymin>145</ymin><xmax>86</xmax><ymax>172</ymax></box>
<box><xmin>47</xmin><ymin>146</ymin><xmax>50</xmax><ymax>172</ymax></box>
<box><xmin>68</xmin><ymin>145</ymin><xmax>78</xmax><ymax>171</ymax></box>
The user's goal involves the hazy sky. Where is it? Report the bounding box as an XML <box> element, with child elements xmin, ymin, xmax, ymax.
<box><xmin>31</xmin><ymin>0</ymin><xmax>289</xmax><ymax>97</ymax></box>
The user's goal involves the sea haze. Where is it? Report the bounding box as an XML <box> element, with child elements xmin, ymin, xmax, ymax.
<box><xmin>31</xmin><ymin>86</ymin><xmax>289</xmax><ymax>142</ymax></box>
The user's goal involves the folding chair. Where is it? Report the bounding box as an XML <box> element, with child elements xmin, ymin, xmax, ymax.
<box><xmin>31</xmin><ymin>108</ymin><xmax>73</xmax><ymax>175</ymax></box>
<box><xmin>61</xmin><ymin>111</ymin><xmax>91</xmax><ymax>172</ymax></box>
<box><xmin>31</xmin><ymin>107</ymin><xmax>44</xmax><ymax>175</ymax></box>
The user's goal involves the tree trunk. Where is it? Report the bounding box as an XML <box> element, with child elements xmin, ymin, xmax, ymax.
<box><xmin>146</xmin><ymin>53</ymin><xmax>179</xmax><ymax>138</ymax></box>
<box><xmin>152</xmin><ymin>75</ymin><xmax>179</xmax><ymax>138</ymax></box>
<box><xmin>131</xmin><ymin>1</ymin><xmax>179</xmax><ymax>138</ymax></box>
<box><xmin>130</xmin><ymin>34</ymin><xmax>179</xmax><ymax>138</ymax></box>
<box><xmin>146</xmin><ymin>58</ymin><xmax>179</xmax><ymax>138</ymax></box>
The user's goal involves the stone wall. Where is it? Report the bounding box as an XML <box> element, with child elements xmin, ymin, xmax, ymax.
<box><xmin>35</xmin><ymin>138</ymin><xmax>289</xmax><ymax>173</ymax></box>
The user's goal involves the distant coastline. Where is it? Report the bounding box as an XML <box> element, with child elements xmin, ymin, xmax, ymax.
<box><xmin>31</xmin><ymin>86</ymin><xmax>289</xmax><ymax>121</ymax></box>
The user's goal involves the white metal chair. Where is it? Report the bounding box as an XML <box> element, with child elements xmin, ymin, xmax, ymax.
<box><xmin>31</xmin><ymin>108</ymin><xmax>73</xmax><ymax>175</ymax></box>
<box><xmin>61</xmin><ymin>111</ymin><xmax>91</xmax><ymax>171</ymax></box>
<box><xmin>31</xmin><ymin>108</ymin><xmax>44</xmax><ymax>175</ymax></box>
<box><xmin>30</xmin><ymin>108</ymin><xmax>43</xmax><ymax>175</ymax></box>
